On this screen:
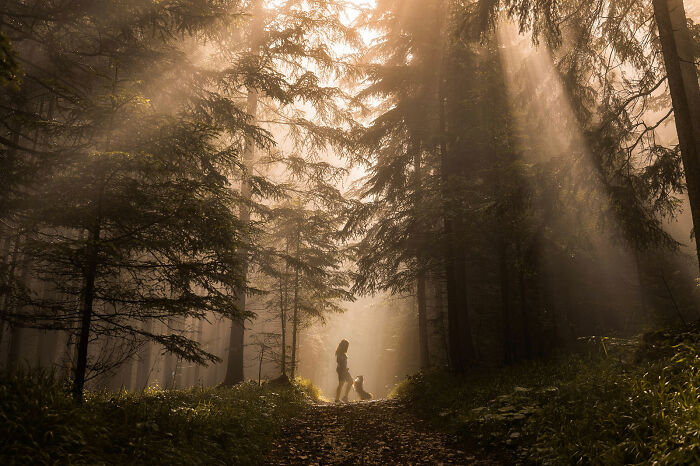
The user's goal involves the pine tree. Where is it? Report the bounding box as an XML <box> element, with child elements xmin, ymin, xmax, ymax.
<box><xmin>216</xmin><ymin>0</ymin><xmax>361</xmax><ymax>384</ymax></box>
<box><xmin>348</xmin><ymin>0</ymin><xmax>478</xmax><ymax>371</ymax></box>
<box><xmin>0</xmin><ymin>0</ymin><xmax>265</xmax><ymax>400</ymax></box>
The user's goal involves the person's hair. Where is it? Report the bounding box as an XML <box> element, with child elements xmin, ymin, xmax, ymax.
<box><xmin>335</xmin><ymin>339</ymin><xmax>349</xmax><ymax>355</ymax></box>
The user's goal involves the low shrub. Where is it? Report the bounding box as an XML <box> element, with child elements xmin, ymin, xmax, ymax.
<box><xmin>1</xmin><ymin>370</ymin><xmax>319</xmax><ymax>465</ymax></box>
<box><xmin>393</xmin><ymin>328</ymin><xmax>700</xmax><ymax>464</ymax></box>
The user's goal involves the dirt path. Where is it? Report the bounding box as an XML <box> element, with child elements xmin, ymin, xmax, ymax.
<box><xmin>264</xmin><ymin>399</ymin><xmax>497</xmax><ymax>465</ymax></box>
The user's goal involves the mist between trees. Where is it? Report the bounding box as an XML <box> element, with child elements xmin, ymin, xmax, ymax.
<box><xmin>0</xmin><ymin>0</ymin><xmax>699</xmax><ymax>401</ymax></box>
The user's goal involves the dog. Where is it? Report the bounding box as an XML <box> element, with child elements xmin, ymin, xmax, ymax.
<box><xmin>353</xmin><ymin>375</ymin><xmax>373</xmax><ymax>400</ymax></box>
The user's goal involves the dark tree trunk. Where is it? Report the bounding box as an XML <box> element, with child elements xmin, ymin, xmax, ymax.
<box><xmin>223</xmin><ymin>0</ymin><xmax>264</xmax><ymax>387</ymax></box>
<box><xmin>516</xmin><ymin>242</ymin><xmax>533</xmax><ymax>360</ymax></box>
<box><xmin>280</xmin><ymin>270</ymin><xmax>287</xmax><ymax>376</ymax></box>
<box><xmin>6</xmin><ymin>248</ymin><xmax>28</xmax><ymax>365</ymax></box>
<box><xmin>0</xmin><ymin>232</ymin><xmax>21</xmax><ymax>346</ymax></box>
<box><xmin>193</xmin><ymin>318</ymin><xmax>204</xmax><ymax>386</ymax></box>
<box><xmin>7</xmin><ymin>326</ymin><xmax>25</xmax><ymax>365</ymax></box>
<box><xmin>223</xmin><ymin>316</ymin><xmax>245</xmax><ymax>386</ymax></box>
<box><xmin>561</xmin><ymin>264</ymin><xmax>576</xmax><ymax>344</ymax></box>
<box><xmin>498</xmin><ymin>237</ymin><xmax>513</xmax><ymax>364</ymax></box>
<box><xmin>116</xmin><ymin>354</ymin><xmax>134</xmax><ymax>391</ymax></box>
<box><xmin>439</xmin><ymin>73</ymin><xmax>475</xmax><ymax>372</ymax></box>
<box><xmin>417</xmin><ymin>272</ymin><xmax>430</xmax><ymax>369</ymax></box>
<box><xmin>163</xmin><ymin>318</ymin><xmax>178</xmax><ymax>389</ymax></box>
<box><xmin>433</xmin><ymin>277</ymin><xmax>450</xmax><ymax>364</ymax></box>
<box><xmin>633</xmin><ymin>249</ymin><xmax>648</xmax><ymax>330</ymax></box>
<box><xmin>444</xmin><ymin>236</ymin><xmax>474</xmax><ymax>372</ymax></box>
<box><xmin>652</xmin><ymin>0</ymin><xmax>700</xmax><ymax>271</ymax></box>
<box><xmin>413</xmin><ymin>142</ymin><xmax>430</xmax><ymax>369</ymax></box>
<box><xmin>37</xmin><ymin>329</ymin><xmax>59</xmax><ymax>368</ymax></box>
<box><xmin>223</xmin><ymin>85</ymin><xmax>257</xmax><ymax>388</ymax></box>
<box><xmin>72</xmin><ymin>217</ymin><xmax>102</xmax><ymax>402</ymax></box>
<box><xmin>163</xmin><ymin>354</ymin><xmax>174</xmax><ymax>389</ymax></box>
<box><xmin>290</xmin><ymin>262</ymin><xmax>299</xmax><ymax>379</ymax></box>
<box><xmin>136</xmin><ymin>320</ymin><xmax>153</xmax><ymax>390</ymax></box>
<box><xmin>258</xmin><ymin>345</ymin><xmax>264</xmax><ymax>384</ymax></box>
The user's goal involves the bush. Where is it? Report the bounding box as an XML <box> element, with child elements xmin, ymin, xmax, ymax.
<box><xmin>0</xmin><ymin>370</ymin><xmax>319</xmax><ymax>465</ymax></box>
<box><xmin>393</xmin><ymin>329</ymin><xmax>700</xmax><ymax>464</ymax></box>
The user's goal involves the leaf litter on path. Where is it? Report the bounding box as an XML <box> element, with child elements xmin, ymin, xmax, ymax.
<box><xmin>264</xmin><ymin>399</ymin><xmax>499</xmax><ymax>465</ymax></box>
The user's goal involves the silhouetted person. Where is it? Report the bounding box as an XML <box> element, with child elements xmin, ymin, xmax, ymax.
<box><xmin>335</xmin><ymin>339</ymin><xmax>352</xmax><ymax>402</ymax></box>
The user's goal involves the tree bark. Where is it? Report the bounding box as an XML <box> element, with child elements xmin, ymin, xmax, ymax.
<box><xmin>498</xmin><ymin>236</ymin><xmax>513</xmax><ymax>364</ymax></box>
<box><xmin>223</xmin><ymin>0</ymin><xmax>264</xmax><ymax>386</ymax></box>
<box><xmin>193</xmin><ymin>318</ymin><xmax>204</xmax><ymax>386</ymax></box>
<box><xmin>0</xmin><ymin>228</ymin><xmax>22</xmax><ymax>349</ymax></box>
<box><xmin>290</xmin><ymin>244</ymin><xmax>300</xmax><ymax>379</ymax></box>
<box><xmin>653</xmin><ymin>0</ymin><xmax>700</xmax><ymax>271</ymax></box>
<box><xmin>516</xmin><ymin>242</ymin><xmax>533</xmax><ymax>360</ymax></box>
<box><xmin>163</xmin><ymin>318</ymin><xmax>178</xmax><ymax>389</ymax></box>
<box><xmin>416</xmin><ymin>273</ymin><xmax>430</xmax><ymax>369</ymax></box>
<box><xmin>413</xmin><ymin>143</ymin><xmax>430</xmax><ymax>369</ymax></box>
<box><xmin>224</xmin><ymin>297</ymin><xmax>246</xmax><ymax>385</ymax></box>
<box><xmin>258</xmin><ymin>344</ymin><xmax>265</xmax><ymax>384</ymax></box>
<box><xmin>7</xmin><ymin>325</ymin><xmax>25</xmax><ymax>365</ymax></box>
<box><xmin>432</xmin><ymin>276</ymin><xmax>450</xmax><ymax>364</ymax></box>
<box><xmin>280</xmin><ymin>268</ymin><xmax>287</xmax><ymax>376</ymax></box>
<box><xmin>438</xmin><ymin>57</ymin><xmax>475</xmax><ymax>372</ymax></box>
<box><xmin>135</xmin><ymin>320</ymin><xmax>153</xmax><ymax>390</ymax></box>
<box><xmin>72</xmin><ymin>206</ymin><xmax>102</xmax><ymax>402</ymax></box>
<box><xmin>223</xmin><ymin>81</ymin><xmax>257</xmax><ymax>387</ymax></box>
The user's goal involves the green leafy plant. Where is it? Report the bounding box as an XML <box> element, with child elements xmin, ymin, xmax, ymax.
<box><xmin>1</xmin><ymin>369</ymin><xmax>320</xmax><ymax>465</ymax></box>
<box><xmin>393</xmin><ymin>326</ymin><xmax>700</xmax><ymax>464</ymax></box>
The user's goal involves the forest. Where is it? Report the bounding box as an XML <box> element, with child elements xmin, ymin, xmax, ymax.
<box><xmin>1</xmin><ymin>0</ymin><xmax>699</xmax><ymax>464</ymax></box>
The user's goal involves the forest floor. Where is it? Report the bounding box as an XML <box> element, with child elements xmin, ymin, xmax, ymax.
<box><xmin>3</xmin><ymin>324</ymin><xmax>698</xmax><ymax>464</ymax></box>
<box><xmin>265</xmin><ymin>322</ymin><xmax>700</xmax><ymax>465</ymax></box>
<box><xmin>392</xmin><ymin>324</ymin><xmax>700</xmax><ymax>464</ymax></box>
<box><xmin>264</xmin><ymin>399</ymin><xmax>503</xmax><ymax>465</ymax></box>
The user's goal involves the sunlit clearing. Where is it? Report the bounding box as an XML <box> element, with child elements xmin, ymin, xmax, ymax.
<box><xmin>296</xmin><ymin>294</ymin><xmax>419</xmax><ymax>399</ymax></box>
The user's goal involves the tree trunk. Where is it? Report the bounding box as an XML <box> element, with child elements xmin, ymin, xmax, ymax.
<box><xmin>193</xmin><ymin>318</ymin><xmax>204</xmax><ymax>386</ymax></box>
<box><xmin>516</xmin><ymin>242</ymin><xmax>533</xmax><ymax>360</ymax></box>
<box><xmin>498</xmin><ymin>236</ymin><xmax>513</xmax><ymax>364</ymax></box>
<box><xmin>5</xmin><ymin>246</ymin><xmax>27</xmax><ymax>366</ymax></box>
<box><xmin>163</xmin><ymin>318</ymin><xmax>178</xmax><ymax>389</ymax></box>
<box><xmin>72</xmin><ymin>213</ymin><xmax>102</xmax><ymax>402</ymax></box>
<box><xmin>135</xmin><ymin>320</ymin><xmax>153</xmax><ymax>390</ymax></box>
<box><xmin>290</xmin><ymin>262</ymin><xmax>300</xmax><ymax>379</ymax></box>
<box><xmin>223</xmin><ymin>76</ymin><xmax>258</xmax><ymax>387</ymax></box>
<box><xmin>37</xmin><ymin>329</ymin><xmax>59</xmax><ymax>369</ymax></box>
<box><xmin>413</xmin><ymin>143</ymin><xmax>430</xmax><ymax>369</ymax></box>
<box><xmin>438</xmin><ymin>65</ymin><xmax>475</xmax><ymax>372</ymax></box>
<box><xmin>280</xmin><ymin>270</ymin><xmax>287</xmax><ymax>376</ymax></box>
<box><xmin>633</xmin><ymin>248</ymin><xmax>648</xmax><ymax>330</ymax></box>
<box><xmin>7</xmin><ymin>326</ymin><xmax>25</xmax><ymax>365</ymax></box>
<box><xmin>417</xmin><ymin>273</ymin><xmax>430</xmax><ymax>369</ymax></box>
<box><xmin>224</xmin><ymin>302</ymin><xmax>246</xmax><ymax>385</ymax></box>
<box><xmin>223</xmin><ymin>0</ymin><xmax>263</xmax><ymax>385</ymax></box>
<box><xmin>433</xmin><ymin>276</ymin><xmax>450</xmax><ymax>364</ymax></box>
<box><xmin>653</xmin><ymin>0</ymin><xmax>700</xmax><ymax>271</ymax></box>
<box><xmin>0</xmin><ymin>232</ymin><xmax>21</xmax><ymax>347</ymax></box>
<box><xmin>258</xmin><ymin>345</ymin><xmax>264</xmax><ymax>384</ymax></box>
<box><xmin>116</xmin><ymin>353</ymin><xmax>134</xmax><ymax>391</ymax></box>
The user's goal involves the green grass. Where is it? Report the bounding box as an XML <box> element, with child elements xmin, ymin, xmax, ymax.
<box><xmin>0</xmin><ymin>371</ymin><xmax>319</xmax><ymax>465</ymax></box>
<box><xmin>392</xmin><ymin>328</ymin><xmax>700</xmax><ymax>464</ymax></box>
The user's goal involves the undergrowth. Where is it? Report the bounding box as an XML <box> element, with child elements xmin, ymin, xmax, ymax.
<box><xmin>393</xmin><ymin>326</ymin><xmax>700</xmax><ymax>464</ymax></box>
<box><xmin>0</xmin><ymin>372</ymin><xmax>319</xmax><ymax>465</ymax></box>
